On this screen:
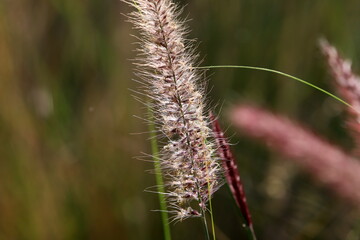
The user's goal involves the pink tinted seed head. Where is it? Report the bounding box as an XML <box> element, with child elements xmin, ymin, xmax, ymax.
<box><xmin>209</xmin><ymin>113</ymin><xmax>253</xmax><ymax>228</ymax></box>
<box><xmin>126</xmin><ymin>0</ymin><xmax>222</xmax><ymax>221</ymax></box>
<box><xmin>231</xmin><ymin>105</ymin><xmax>360</xmax><ymax>207</ymax></box>
<box><xmin>320</xmin><ymin>39</ymin><xmax>360</xmax><ymax>155</ymax></box>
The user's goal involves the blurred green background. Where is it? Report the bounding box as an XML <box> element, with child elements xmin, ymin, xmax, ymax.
<box><xmin>1</xmin><ymin>0</ymin><xmax>360</xmax><ymax>239</ymax></box>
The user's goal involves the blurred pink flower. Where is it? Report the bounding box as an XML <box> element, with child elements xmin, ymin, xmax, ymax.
<box><xmin>231</xmin><ymin>105</ymin><xmax>360</xmax><ymax>207</ymax></box>
<box><xmin>320</xmin><ymin>39</ymin><xmax>360</xmax><ymax>155</ymax></box>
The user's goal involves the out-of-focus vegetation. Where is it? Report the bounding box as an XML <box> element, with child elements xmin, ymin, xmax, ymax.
<box><xmin>0</xmin><ymin>0</ymin><xmax>360</xmax><ymax>239</ymax></box>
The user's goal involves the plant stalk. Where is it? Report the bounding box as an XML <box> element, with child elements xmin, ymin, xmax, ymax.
<box><xmin>149</xmin><ymin>108</ymin><xmax>172</xmax><ymax>240</ymax></box>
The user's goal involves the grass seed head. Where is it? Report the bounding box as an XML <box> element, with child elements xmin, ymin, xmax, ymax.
<box><xmin>126</xmin><ymin>0</ymin><xmax>222</xmax><ymax>220</ymax></box>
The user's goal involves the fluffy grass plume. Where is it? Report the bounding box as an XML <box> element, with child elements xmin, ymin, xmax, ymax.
<box><xmin>125</xmin><ymin>0</ymin><xmax>222</xmax><ymax>222</ymax></box>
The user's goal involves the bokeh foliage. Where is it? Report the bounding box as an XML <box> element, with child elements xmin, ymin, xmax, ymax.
<box><xmin>0</xmin><ymin>0</ymin><xmax>360</xmax><ymax>239</ymax></box>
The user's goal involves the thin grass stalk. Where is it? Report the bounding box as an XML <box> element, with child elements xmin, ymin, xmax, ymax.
<box><xmin>197</xmin><ymin>65</ymin><xmax>351</xmax><ymax>109</ymax></box>
<box><xmin>201</xmin><ymin>208</ymin><xmax>211</xmax><ymax>240</ymax></box>
<box><xmin>149</xmin><ymin>108</ymin><xmax>172</xmax><ymax>240</ymax></box>
<box><xmin>207</xmin><ymin>193</ymin><xmax>216</xmax><ymax>240</ymax></box>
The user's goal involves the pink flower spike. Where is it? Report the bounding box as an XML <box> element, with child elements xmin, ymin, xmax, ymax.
<box><xmin>210</xmin><ymin>113</ymin><xmax>255</xmax><ymax>236</ymax></box>
<box><xmin>231</xmin><ymin>105</ymin><xmax>360</xmax><ymax>207</ymax></box>
<box><xmin>320</xmin><ymin>39</ymin><xmax>360</xmax><ymax>155</ymax></box>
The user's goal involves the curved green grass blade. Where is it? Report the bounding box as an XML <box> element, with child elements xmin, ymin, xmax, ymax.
<box><xmin>197</xmin><ymin>65</ymin><xmax>353</xmax><ymax>109</ymax></box>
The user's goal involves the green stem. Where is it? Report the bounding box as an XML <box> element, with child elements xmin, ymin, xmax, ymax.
<box><xmin>201</xmin><ymin>208</ymin><xmax>211</xmax><ymax>240</ymax></box>
<box><xmin>148</xmin><ymin>108</ymin><xmax>172</xmax><ymax>240</ymax></box>
<box><xmin>197</xmin><ymin>65</ymin><xmax>353</xmax><ymax>109</ymax></box>
<box><xmin>208</xmin><ymin>196</ymin><xmax>216</xmax><ymax>240</ymax></box>
<box><xmin>248</xmin><ymin>225</ymin><xmax>257</xmax><ymax>240</ymax></box>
